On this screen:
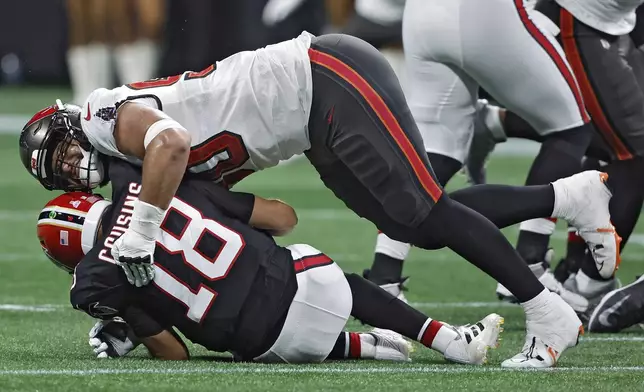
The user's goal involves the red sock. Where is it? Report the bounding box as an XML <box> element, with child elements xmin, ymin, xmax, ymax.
<box><xmin>417</xmin><ymin>318</ymin><xmax>457</xmax><ymax>353</ymax></box>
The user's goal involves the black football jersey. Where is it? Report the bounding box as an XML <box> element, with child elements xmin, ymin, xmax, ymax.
<box><xmin>71</xmin><ymin>159</ymin><xmax>297</xmax><ymax>356</ymax></box>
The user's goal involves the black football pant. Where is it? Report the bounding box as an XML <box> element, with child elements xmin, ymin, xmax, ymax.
<box><xmin>305</xmin><ymin>34</ymin><xmax>543</xmax><ymax>302</ymax></box>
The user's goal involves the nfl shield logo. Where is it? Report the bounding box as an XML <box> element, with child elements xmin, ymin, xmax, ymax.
<box><xmin>60</xmin><ymin>230</ymin><xmax>69</xmax><ymax>246</ymax></box>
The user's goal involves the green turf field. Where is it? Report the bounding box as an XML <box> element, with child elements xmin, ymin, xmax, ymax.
<box><xmin>1</xmin><ymin>89</ymin><xmax>643</xmax><ymax>391</ymax></box>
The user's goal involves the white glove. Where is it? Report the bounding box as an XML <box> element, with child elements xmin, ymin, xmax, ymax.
<box><xmin>262</xmin><ymin>0</ymin><xmax>306</xmax><ymax>26</ymax></box>
<box><xmin>88</xmin><ymin>318</ymin><xmax>139</xmax><ymax>359</ymax></box>
<box><xmin>111</xmin><ymin>199</ymin><xmax>165</xmax><ymax>287</ymax></box>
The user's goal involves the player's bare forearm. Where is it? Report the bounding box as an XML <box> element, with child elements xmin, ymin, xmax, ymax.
<box><xmin>141</xmin><ymin>329</ymin><xmax>190</xmax><ymax>360</ymax></box>
<box><xmin>139</xmin><ymin>129</ymin><xmax>190</xmax><ymax>209</ymax></box>
<box><xmin>250</xmin><ymin>197</ymin><xmax>298</xmax><ymax>236</ymax></box>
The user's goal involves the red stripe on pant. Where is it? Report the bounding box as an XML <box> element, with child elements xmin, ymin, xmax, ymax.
<box><xmin>560</xmin><ymin>10</ymin><xmax>634</xmax><ymax>161</ymax></box>
<box><xmin>514</xmin><ymin>0</ymin><xmax>590</xmax><ymax>124</ymax></box>
<box><xmin>293</xmin><ymin>254</ymin><xmax>333</xmax><ymax>273</ymax></box>
<box><xmin>308</xmin><ymin>48</ymin><xmax>443</xmax><ymax>203</ymax></box>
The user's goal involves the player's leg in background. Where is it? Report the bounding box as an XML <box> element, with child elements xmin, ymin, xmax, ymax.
<box><xmin>327</xmin><ymin>273</ymin><xmax>503</xmax><ymax>365</ymax></box>
<box><xmin>461</xmin><ymin>0</ymin><xmax>593</xmax><ymax>274</ymax></box>
<box><xmin>306</xmin><ymin>31</ymin><xmax>583</xmax><ymax>367</ymax></box>
<box><xmin>547</xmin><ymin>6</ymin><xmax>644</xmax><ymax>305</ymax></box>
<box><xmin>109</xmin><ymin>0</ymin><xmax>163</xmax><ymax>84</ymax></box>
<box><xmin>365</xmin><ymin>4</ymin><xmax>479</xmax><ymax>289</ymax></box>
<box><xmin>66</xmin><ymin>0</ymin><xmax>112</xmax><ymax>104</ymax></box>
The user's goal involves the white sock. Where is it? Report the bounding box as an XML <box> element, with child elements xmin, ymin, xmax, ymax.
<box><xmin>417</xmin><ymin>318</ymin><xmax>458</xmax><ymax>353</ymax></box>
<box><xmin>519</xmin><ymin>218</ymin><xmax>556</xmax><ymax>236</ymax></box>
<box><xmin>479</xmin><ymin>101</ymin><xmax>507</xmax><ymax>142</ymax></box>
<box><xmin>114</xmin><ymin>40</ymin><xmax>159</xmax><ymax>85</ymax></box>
<box><xmin>375</xmin><ymin>232</ymin><xmax>411</xmax><ymax>260</ymax></box>
<box><xmin>521</xmin><ymin>288</ymin><xmax>551</xmax><ymax>314</ymax></box>
<box><xmin>551</xmin><ymin>179</ymin><xmax>574</xmax><ymax>221</ymax></box>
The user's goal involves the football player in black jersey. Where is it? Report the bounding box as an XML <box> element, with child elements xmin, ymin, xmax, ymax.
<box><xmin>37</xmin><ymin>158</ymin><xmax>503</xmax><ymax>364</ymax></box>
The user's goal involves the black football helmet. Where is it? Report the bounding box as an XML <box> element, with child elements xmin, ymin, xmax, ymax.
<box><xmin>19</xmin><ymin>99</ymin><xmax>106</xmax><ymax>191</ymax></box>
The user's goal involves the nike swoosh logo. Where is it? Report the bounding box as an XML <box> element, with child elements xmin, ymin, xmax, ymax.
<box><xmin>84</xmin><ymin>103</ymin><xmax>91</xmax><ymax>121</ymax></box>
<box><xmin>598</xmin><ymin>294</ymin><xmax>631</xmax><ymax>327</ymax></box>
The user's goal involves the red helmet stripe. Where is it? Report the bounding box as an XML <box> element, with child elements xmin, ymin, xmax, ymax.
<box><xmin>25</xmin><ymin>105</ymin><xmax>57</xmax><ymax>128</ymax></box>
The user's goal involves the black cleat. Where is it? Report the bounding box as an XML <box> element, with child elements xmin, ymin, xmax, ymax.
<box><xmin>588</xmin><ymin>275</ymin><xmax>644</xmax><ymax>333</ymax></box>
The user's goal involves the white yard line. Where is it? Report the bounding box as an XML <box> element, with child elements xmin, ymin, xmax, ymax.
<box><xmin>0</xmin><ymin>304</ymin><xmax>61</xmax><ymax>312</ymax></box>
<box><xmin>1</xmin><ymin>365</ymin><xmax>643</xmax><ymax>376</ymax></box>
<box><xmin>580</xmin><ymin>336</ymin><xmax>644</xmax><ymax>342</ymax></box>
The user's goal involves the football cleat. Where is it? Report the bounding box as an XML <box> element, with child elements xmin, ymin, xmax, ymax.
<box><xmin>464</xmin><ymin>100</ymin><xmax>507</xmax><ymax>185</ymax></box>
<box><xmin>502</xmin><ymin>291</ymin><xmax>582</xmax><ymax>368</ymax></box>
<box><xmin>444</xmin><ymin>313</ymin><xmax>504</xmax><ymax>365</ymax></box>
<box><xmin>496</xmin><ymin>250</ymin><xmax>589</xmax><ymax>313</ymax></box>
<box><xmin>551</xmin><ymin>171</ymin><xmax>621</xmax><ymax>279</ymax></box>
<box><xmin>359</xmin><ymin>330</ymin><xmax>412</xmax><ymax>361</ymax></box>
<box><xmin>501</xmin><ymin>336</ymin><xmax>559</xmax><ymax>368</ymax></box>
<box><xmin>562</xmin><ymin>271</ymin><xmax>621</xmax><ymax>323</ymax></box>
<box><xmin>587</xmin><ymin>275</ymin><xmax>644</xmax><ymax>333</ymax></box>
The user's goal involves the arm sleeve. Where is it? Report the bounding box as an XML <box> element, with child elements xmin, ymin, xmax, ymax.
<box><xmin>121</xmin><ymin>306</ymin><xmax>166</xmax><ymax>338</ymax></box>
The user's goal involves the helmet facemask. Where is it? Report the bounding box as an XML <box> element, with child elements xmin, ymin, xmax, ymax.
<box><xmin>35</xmin><ymin>101</ymin><xmax>105</xmax><ymax>191</ymax></box>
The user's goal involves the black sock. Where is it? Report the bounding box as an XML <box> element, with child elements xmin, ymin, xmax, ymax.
<box><xmin>368</xmin><ymin>154</ymin><xmax>460</xmax><ymax>285</ymax></box>
<box><xmin>516</xmin><ymin>124</ymin><xmax>592</xmax><ymax>265</ymax></box>
<box><xmin>345</xmin><ymin>273</ymin><xmax>429</xmax><ymax>340</ymax></box>
<box><xmin>328</xmin><ymin>332</ymin><xmax>362</xmax><ymax>359</ymax></box>
<box><xmin>504</xmin><ymin>111</ymin><xmax>546</xmax><ymax>142</ymax></box>
<box><xmin>449</xmin><ymin>184</ymin><xmax>554</xmax><ymax>229</ymax></box>
<box><xmin>516</xmin><ymin>231</ymin><xmax>551</xmax><ymax>265</ymax></box>
<box><xmin>368</xmin><ymin>253</ymin><xmax>404</xmax><ymax>284</ymax></box>
<box><xmin>416</xmin><ymin>195</ymin><xmax>544</xmax><ymax>302</ymax></box>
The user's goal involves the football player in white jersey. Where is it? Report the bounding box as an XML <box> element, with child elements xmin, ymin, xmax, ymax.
<box><xmin>365</xmin><ymin>0</ymin><xmax>614</xmax><ymax>321</ymax></box>
<box><xmin>469</xmin><ymin>1</ymin><xmax>644</xmax><ymax>318</ymax></box>
<box><xmin>19</xmin><ymin>32</ymin><xmax>617</xmax><ymax>367</ymax></box>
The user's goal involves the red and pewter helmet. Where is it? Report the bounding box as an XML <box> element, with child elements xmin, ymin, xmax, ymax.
<box><xmin>18</xmin><ymin>99</ymin><xmax>106</xmax><ymax>192</ymax></box>
<box><xmin>37</xmin><ymin>192</ymin><xmax>112</xmax><ymax>273</ymax></box>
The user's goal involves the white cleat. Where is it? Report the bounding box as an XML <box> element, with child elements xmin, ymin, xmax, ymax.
<box><xmin>538</xmin><ymin>268</ymin><xmax>589</xmax><ymax>313</ymax></box>
<box><xmin>496</xmin><ymin>253</ymin><xmax>590</xmax><ymax>313</ymax></box>
<box><xmin>378</xmin><ymin>281</ymin><xmax>408</xmax><ymax>303</ymax></box>
<box><xmin>501</xmin><ymin>336</ymin><xmax>558</xmax><ymax>368</ymax></box>
<box><xmin>359</xmin><ymin>331</ymin><xmax>412</xmax><ymax>362</ymax></box>
<box><xmin>502</xmin><ymin>291</ymin><xmax>583</xmax><ymax>368</ymax></box>
<box><xmin>444</xmin><ymin>313</ymin><xmax>504</xmax><ymax>365</ymax></box>
<box><xmin>551</xmin><ymin>171</ymin><xmax>622</xmax><ymax>278</ymax></box>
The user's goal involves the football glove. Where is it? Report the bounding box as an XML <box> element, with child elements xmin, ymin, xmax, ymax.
<box><xmin>88</xmin><ymin>318</ymin><xmax>140</xmax><ymax>358</ymax></box>
<box><xmin>111</xmin><ymin>199</ymin><xmax>165</xmax><ymax>287</ymax></box>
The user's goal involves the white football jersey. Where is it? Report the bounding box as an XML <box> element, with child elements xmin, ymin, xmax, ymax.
<box><xmin>555</xmin><ymin>0</ymin><xmax>643</xmax><ymax>35</ymax></box>
<box><xmin>81</xmin><ymin>32</ymin><xmax>314</xmax><ymax>184</ymax></box>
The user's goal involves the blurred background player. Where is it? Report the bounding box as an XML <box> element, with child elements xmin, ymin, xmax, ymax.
<box><xmin>468</xmin><ymin>1</ymin><xmax>644</xmax><ymax>313</ymax></box>
<box><xmin>65</xmin><ymin>0</ymin><xmax>164</xmax><ymax>104</ymax></box>
<box><xmin>364</xmin><ymin>0</ymin><xmax>606</xmax><ymax>311</ymax></box>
